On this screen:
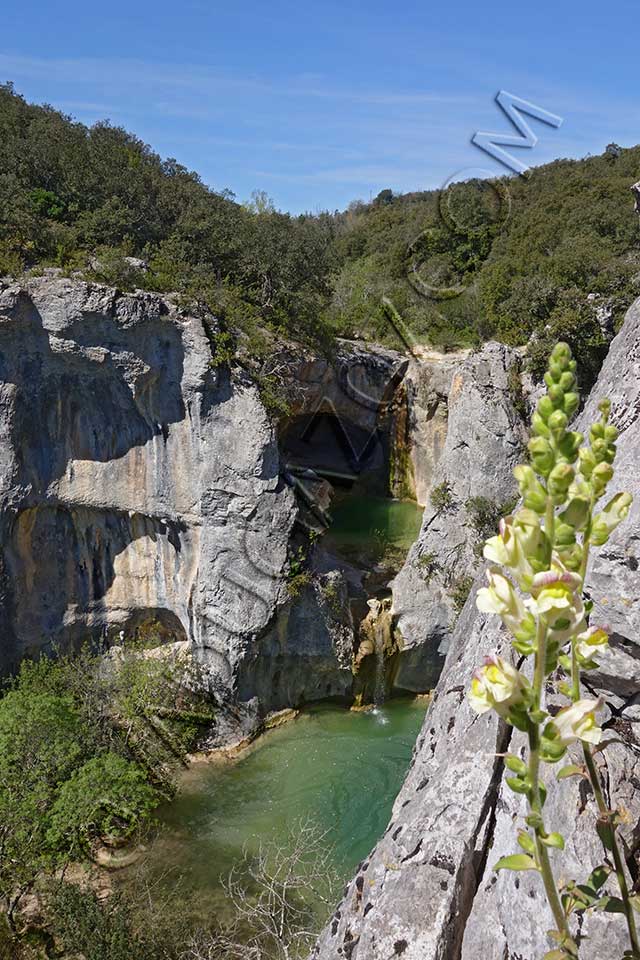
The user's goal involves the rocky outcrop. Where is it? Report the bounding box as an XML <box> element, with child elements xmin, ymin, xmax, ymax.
<box><xmin>314</xmin><ymin>298</ymin><xmax>640</xmax><ymax>960</ymax></box>
<box><xmin>389</xmin><ymin>354</ymin><xmax>458</xmax><ymax>505</ymax></box>
<box><xmin>391</xmin><ymin>343</ymin><xmax>527</xmax><ymax>691</ymax></box>
<box><xmin>0</xmin><ymin>276</ymin><xmax>438</xmax><ymax>711</ymax></box>
<box><xmin>0</xmin><ymin>276</ymin><xmax>340</xmax><ymax>709</ymax></box>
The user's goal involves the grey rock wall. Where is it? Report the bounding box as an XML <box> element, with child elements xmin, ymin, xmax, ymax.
<box><xmin>392</xmin><ymin>342</ymin><xmax>527</xmax><ymax>691</ymax></box>
<box><xmin>314</xmin><ymin>298</ymin><xmax>640</xmax><ymax>960</ymax></box>
<box><xmin>0</xmin><ymin>277</ymin><xmax>299</xmax><ymax>700</ymax></box>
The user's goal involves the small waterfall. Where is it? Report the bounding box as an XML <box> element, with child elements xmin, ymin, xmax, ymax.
<box><xmin>372</xmin><ymin>607</ymin><xmax>387</xmax><ymax>708</ymax></box>
<box><xmin>355</xmin><ymin>597</ymin><xmax>394</xmax><ymax>716</ymax></box>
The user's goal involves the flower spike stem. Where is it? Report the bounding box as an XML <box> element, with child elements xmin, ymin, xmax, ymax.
<box><xmin>529</xmin><ymin>577</ymin><xmax>569</xmax><ymax>936</ymax></box>
<box><xmin>584</xmin><ymin>739</ymin><xmax>640</xmax><ymax>955</ymax></box>
<box><xmin>573</xmin><ymin>490</ymin><xmax>640</xmax><ymax>957</ymax></box>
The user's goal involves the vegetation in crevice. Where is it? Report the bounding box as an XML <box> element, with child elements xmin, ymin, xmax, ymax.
<box><xmin>430</xmin><ymin>480</ymin><xmax>456</xmax><ymax>513</ymax></box>
<box><xmin>465</xmin><ymin>493</ymin><xmax>519</xmax><ymax>554</ymax></box>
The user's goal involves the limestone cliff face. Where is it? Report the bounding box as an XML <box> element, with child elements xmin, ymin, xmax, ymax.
<box><xmin>390</xmin><ymin>353</ymin><xmax>459</xmax><ymax>506</ymax></box>
<box><xmin>0</xmin><ymin>276</ymin><xmax>298</xmax><ymax>695</ymax></box>
<box><xmin>0</xmin><ymin>277</ymin><xmax>428</xmax><ymax>710</ymax></box>
<box><xmin>391</xmin><ymin>342</ymin><xmax>527</xmax><ymax>690</ymax></box>
<box><xmin>313</xmin><ymin>298</ymin><xmax>640</xmax><ymax>960</ymax></box>
<box><xmin>0</xmin><ymin>277</ymin><xmax>531</xmax><ymax>712</ymax></box>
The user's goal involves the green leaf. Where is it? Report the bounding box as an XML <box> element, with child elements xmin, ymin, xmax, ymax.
<box><xmin>494</xmin><ymin>854</ymin><xmax>539</xmax><ymax>872</ymax></box>
<box><xmin>517</xmin><ymin>830</ymin><xmax>536</xmax><ymax>855</ymax></box>
<box><xmin>541</xmin><ymin>832</ymin><xmax>565</xmax><ymax>850</ymax></box>
<box><xmin>539</xmin><ymin>782</ymin><xmax>548</xmax><ymax>806</ymax></box>
<box><xmin>557</xmin><ymin>764</ymin><xmax>584</xmax><ymax>780</ymax></box>
<box><xmin>589</xmin><ymin>864</ymin><xmax>611</xmax><ymax>891</ymax></box>
<box><xmin>543</xmin><ymin>951</ymin><xmax>568</xmax><ymax>960</ymax></box>
<box><xmin>597</xmin><ymin>895</ymin><xmax>626</xmax><ymax>914</ymax></box>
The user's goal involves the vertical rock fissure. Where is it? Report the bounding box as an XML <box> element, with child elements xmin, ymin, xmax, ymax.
<box><xmin>446</xmin><ymin>719</ymin><xmax>513</xmax><ymax>960</ymax></box>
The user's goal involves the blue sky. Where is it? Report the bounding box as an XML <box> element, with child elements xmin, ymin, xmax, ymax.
<box><xmin>2</xmin><ymin>1</ymin><xmax>639</xmax><ymax>213</ymax></box>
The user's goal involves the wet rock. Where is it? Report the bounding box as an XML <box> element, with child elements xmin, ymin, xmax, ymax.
<box><xmin>390</xmin><ymin>355</ymin><xmax>457</xmax><ymax>505</ymax></box>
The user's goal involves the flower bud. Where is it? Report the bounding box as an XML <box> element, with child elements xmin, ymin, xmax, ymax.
<box><xmin>551</xmin><ymin>342</ymin><xmax>572</xmax><ymax>366</ymax></box>
<box><xmin>591</xmin><ymin>438</ymin><xmax>609</xmax><ymax>461</ymax></box>
<box><xmin>547</xmin><ymin>463</ymin><xmax>574</xmax><ymax>503</ymax></box>
<box><xmin>558</xmin><ymin>371</ymin><xmax>575</xmax><ymax>392</ymax></box>
<box><xmin>549</xmin><ymin>463</ymin><xmax>573</xmax><ymax>488</ymax></box>
<box><xmin>528</xmin><ymin>437</ymin><xmax>555</xmax><ymax>476</ymax></box>
<box><xmin>468</xmin><ymin>653</ymin><xmax>531</xmax><ymax>719</ymax></box>
<box><xmin>591</xmin><ymin>492</ymin><xmax>633</xmax><ymax>546</ymax></box>
<box><xmin>547</xmin><ymin>382</ymin><xmax>564</xmax><ymax>404</ymax></box>
<box><xmin>591</xmin><ymin>462</ymin><xmax>614</xmax><ymax>496</ymax></box>
<box><xmin>514</xmin><ymin>464</ymin><xmax>547</xmax><ymax>514</ymax></box>
<box><xmin>531</xmin><ymin>412</ymin><xmax>550</xmax><ymax>438</ymax></box>
<box><xmin>557</xmin><ymin>430</ymin><xmax>582</xmax><ymax>464</ymax></box>
<box><xmin>598</xmin><ymin>398</ymin><xmax>611</xmax><ymax>418</ymax></box>
<box><xmin>563</xmin><ymin>392</ymin><xmax>580</xmax><ymax>417</ymax></box>
<box><xmin>556</xmin><ymin>542</ymin><xmax>583</xmax><ymax>571</ymax></box>
<box><xmin>548</xmin><ymin>409</ymin><xmax>568</xmax><ymax>434</ymax></box>
<box><xmin>540</xmin><ymin>725</ymin><xmax>567</xmax><ymax>763</ymax></box>
<box><xmin>548</xmin><ymin>698</ymin><xmax>604</xmax><ymax>746</ymax></box>
<box><xmin>604</xmin><ymin>424</ymin><xmax>618</xmax><ymax>443</ymax></box>
<box><xmin>578</xmin><ymin>446</ymin><xmax>596</xmax><ymax>478</ymax></box>
<box><xmin>554</xmin><ymin>521</ymin><xmax>576</xmax><ymax>547</ymax></box>
<box><xmin>590</xmin><ymin>422</ymin><xmax>605</xmax><ymax>441</ymax></box>
<box><xmin>537</xmin><ymin>395</ymin><xmax>554</xmax><ymax>420</ymax></box>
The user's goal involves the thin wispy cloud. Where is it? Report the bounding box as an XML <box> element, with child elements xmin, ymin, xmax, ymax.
<box><xmin>1</xmin><ymin>32</ymin><xmax>637</xmax><ymax>214</ymax></box>
<box><xmin>0</xmin><ymin>53</ymin><xmax>475</xmax><ymax>109</ymax></box>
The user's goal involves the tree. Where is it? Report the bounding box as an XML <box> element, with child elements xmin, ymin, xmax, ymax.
<box><xmin>0</xmin><ymin>687</ymin><xmax>90</xmax><ymax>923</ymax></box>
<box><xmin>373</xmin><ymin>188</ymin><xmax>393</xmax><ymax>206</ymax></box>
<box><xmin>243</xmin><ymin>190</ymin><xmax>277</xmax><ymax>215</ymax></box>
<box><xmin>46</xmin><ymin>754</ymin><xmax>159</xmax><ymax>858</ymax></box>
<box><xmin>184</xmin><ymin>821</ymin><xmax>340</xmax><ymax>960</ymax></box>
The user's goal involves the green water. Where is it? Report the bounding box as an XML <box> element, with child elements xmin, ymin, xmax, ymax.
<box><xmin>325</xmin><ymin>494</ymin><xmax>423</xmax><ymax>568</ymax></box>
<box><xmin>139</xmin><ymin>701</ymin><xmax>426</xmax><ymax>910</ymax></box>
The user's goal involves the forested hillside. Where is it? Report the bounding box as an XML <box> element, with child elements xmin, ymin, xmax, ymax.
<box><xmin>1</xmin><ymin>82</ymin><xmax>639</xmax><ymax>382</ymax></box>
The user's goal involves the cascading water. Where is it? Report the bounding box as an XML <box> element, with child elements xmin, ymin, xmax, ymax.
<box><xmin>362</xmin><ymin>597</ymin><xmax>394</xmax><ymax>721</ymax></box>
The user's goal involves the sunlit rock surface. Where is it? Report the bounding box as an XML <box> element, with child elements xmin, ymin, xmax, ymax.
<box><xmin>0</xmin><ymin>277</ymin><xmax>297</xmax><ymax>695</ymax></box>
<box><xmin>391</xmin><ymin>342</ymin><xmax>527</xmax><ymax>690</ymax></box>
<box><xmin>314</xmin><ymin>298</ymin><xmax>640</xmax><ymax>960</ymax></box>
